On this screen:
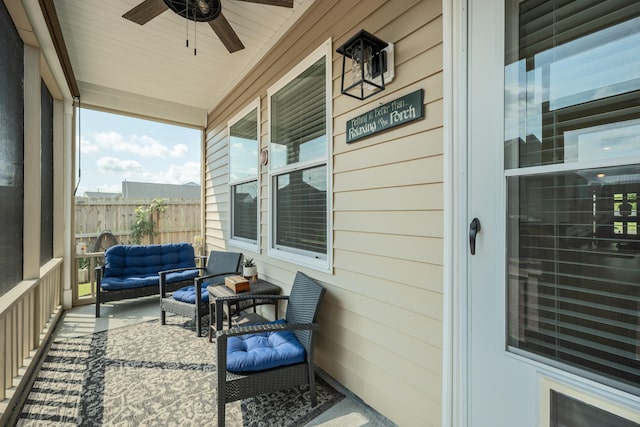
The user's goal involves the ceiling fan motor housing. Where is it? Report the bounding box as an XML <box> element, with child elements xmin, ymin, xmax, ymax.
<box><xmin>123</xmin><ymin>0</ymin><xmax>293</xmax><ymax>53</ymax></box>
<box><xmin>163</xmin><ymin>0</ymin><xmax>221</xmax><ymax>22</ymax></box>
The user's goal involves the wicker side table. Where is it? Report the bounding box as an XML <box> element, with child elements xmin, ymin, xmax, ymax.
<box><xmin>207</xmin><ymin>279</ymin><xmax>281</xmax><ymax>342</ymax></box>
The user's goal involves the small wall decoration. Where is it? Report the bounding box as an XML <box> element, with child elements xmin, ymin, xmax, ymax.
<box><xmin>346</xmin><ymin>89</ymin><xmax>424</xmax><ymax>143</ymax></box>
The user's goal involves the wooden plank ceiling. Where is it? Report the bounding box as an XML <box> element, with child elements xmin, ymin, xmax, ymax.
<box><xmin>52</xmin><ymin>0</ymin><xmax>313</xmax><ymax>122</ymax></box>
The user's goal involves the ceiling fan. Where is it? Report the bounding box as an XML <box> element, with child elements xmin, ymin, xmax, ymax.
<box><xmin>122</xmin><ymin>0</ymin><xmax>294</xmax><ymax>53</ymax></box>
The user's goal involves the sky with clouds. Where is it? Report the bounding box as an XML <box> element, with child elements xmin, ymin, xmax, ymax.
<box><xmin>76</xmin><ymin>108</ymin><xmax>201</xmax><ymax>196</ymax></box>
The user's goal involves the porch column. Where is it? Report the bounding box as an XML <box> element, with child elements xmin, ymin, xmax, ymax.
<box><xmin>62</xmin><ymin>99</ymin><xmax>75</xmax><ymax>309</ymax></box>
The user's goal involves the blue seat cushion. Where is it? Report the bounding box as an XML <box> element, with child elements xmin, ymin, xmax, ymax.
<box><xmin>226</xmin><ymin>319</ymin><xmax>306</xmax><ymax>373</ymax></box>
<box><xmin>100</xmin><ymin>268</ymin><xmax>198</xmax><ymax>291</ymax></box>
<box><xmin>172</xmin><ymin>283</ymin><xmax>208</xmax><ymax>304</ymax></box>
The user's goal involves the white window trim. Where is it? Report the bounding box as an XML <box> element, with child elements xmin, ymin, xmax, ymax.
<box><xmin>539</xmin><ymin>373</ymin><xmax>640</xmax><ymax>427</ymax></box>
<box><xmin>228</xmin><ymin>97</ymin><xmax>261</xmax><ymax>253</ymax></box>
<box><xmin>266</xmin><ymin>39</ymin><xmax>333</xmax><ymax>273</ymax></box>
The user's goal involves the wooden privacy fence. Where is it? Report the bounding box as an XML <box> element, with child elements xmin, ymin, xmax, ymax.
<box><xmin>75</xmin><ymin>198</ymin><xmax>201</xmax><ymax>250</ymax></box>
<box><xmin>73</xmin><ymin>199</ymin><xmax>201</xmax><ymax>303</ymax></box>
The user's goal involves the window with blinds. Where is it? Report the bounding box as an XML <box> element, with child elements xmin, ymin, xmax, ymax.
<box><xmin>275</xmin><ymin>166</ymin><xmax>326</xmax><ymax>255</ymax></box>
<box><xmin>270</xmin><ymin>57</ymin><xmax>326</xmax><ymax>170</ymax></box>
<box><xmin>269</xmin><ymin>51</ymin><xmax>328</xmax><ymax>263</ymax></box>
<box><xmin>232</xmin><ymin>181</ymin><xmax>258</xmax><ymax>242</ymax></box>
<box><xmin>0</xmin><ymin>2</ymin><xmax>24</xmax><ymax>297</ymax></box>
<box><xmin>505</xmin><ymin>0</ymin><xmax>640</xmax><ymax>394</ymax></box>
<box><xmin>229</xmin><ymin>105</ymin><xmax>259</xmax><ymax>246</ymax></box>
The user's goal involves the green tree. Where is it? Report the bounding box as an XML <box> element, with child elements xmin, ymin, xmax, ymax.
<box><xmin>131</xmin><ymin>199</ymin><xmax>166</xmax><ymax>244</ymax></box>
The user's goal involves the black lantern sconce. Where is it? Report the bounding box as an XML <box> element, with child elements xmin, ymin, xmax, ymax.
<box><xmin>336</xmin><ymin>29</ymin><xmax>390</xmax><ymax>100</ymax></box>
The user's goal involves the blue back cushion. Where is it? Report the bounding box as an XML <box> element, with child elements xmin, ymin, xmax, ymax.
<box><xmin>103</xmin><ymin>243</ymin><xmax>195</xmax><ymax>278</ymax></box>
<box><xmin>226</xmin><ymin>320</ymin><xmax>306</xmax><ymax>373</ymax></box>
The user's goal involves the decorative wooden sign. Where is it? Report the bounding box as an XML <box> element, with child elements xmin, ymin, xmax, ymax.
<box><xmin>346</xmin><ymin>89</ymin><xmax>424</xmax><ymax>143</ymax></box>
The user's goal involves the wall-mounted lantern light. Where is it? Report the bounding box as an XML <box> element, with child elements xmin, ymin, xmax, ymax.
<box><xmin>336</xmin><ymin>29</ymin><xmax>389</xmax><ymax>100</ymax></box>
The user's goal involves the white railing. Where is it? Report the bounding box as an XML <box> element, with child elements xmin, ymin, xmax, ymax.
<box><xmin>74</xmin><ymin>251</ymin><xmax>104</xmax><ymax>304</ymax></box>
<box><xmin>0</xmin><ymin>258</ymin><xmax>63</xmax><ymax>407</ymax></box>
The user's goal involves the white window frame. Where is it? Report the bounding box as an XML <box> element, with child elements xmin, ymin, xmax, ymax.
<box><xmin>228</xmin><ymin>97</ymin><xmax>261</xmax><ymax>253</ymax></box>
<box><xmin>266</xmin><ymin>39</ymin><xmax>333</xmax><ymax>272</ymax></box>
<box><xmin>539</xmin><ymin>375</ymin><xmax>640</xmax><ymax>426</ymax></box>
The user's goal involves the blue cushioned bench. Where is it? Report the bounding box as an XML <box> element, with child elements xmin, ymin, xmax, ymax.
<box><xmin>95</xmin><ymin>243</ymin><xmax>199</xmax><ymax>317</ymax></box>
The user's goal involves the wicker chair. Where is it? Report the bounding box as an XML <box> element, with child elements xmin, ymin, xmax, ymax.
<box><xmin>159</xmin><ymin>251</ymin><xmax>242</xmax><ymax>336</ymax></box>
<box><xmin>215</xmin><ymin>271</ymin><xmax>326</xmax><ymax>427</ymax></box>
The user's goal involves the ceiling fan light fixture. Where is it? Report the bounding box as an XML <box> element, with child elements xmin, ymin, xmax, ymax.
<box><xmin>196</xmin><ymin>0</ymin><xmax>210</xmax><ymax>14</ymax></box>
<box><xmin>163</xmin><ymin>0</ymin><xmax>221</xmax><ymax>22</ymax></box>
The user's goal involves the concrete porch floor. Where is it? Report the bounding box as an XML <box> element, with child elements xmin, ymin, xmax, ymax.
<box><xmin>46</xmin><ymin>296</ymin><xmax>394</xmax><ymax>427</ymax></box>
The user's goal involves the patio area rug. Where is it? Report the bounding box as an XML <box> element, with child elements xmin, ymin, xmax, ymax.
<box><xmin>16</xmin><ymin>318</ymin><xmax>343</xmax><ymax>426</ymax></box>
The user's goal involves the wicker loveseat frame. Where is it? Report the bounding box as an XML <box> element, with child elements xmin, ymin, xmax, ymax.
<box><xmin>159</xmin><ymin>250</ymin><xmax>242</xmax><ymax>336</ymax></box>
<box><xmin>215</xmin><ymin>271</ymin><xmax>326</xmax><ymax>427</ymax></box>
<box><xmin>95</xmin><ymin>243</ymin><xmax>198</xmax><ymax>317</ymax></box>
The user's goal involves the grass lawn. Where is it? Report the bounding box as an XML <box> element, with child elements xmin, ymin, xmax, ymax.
<box><xmin>78</xmin><ymin>282</ymin><xmax>92</xmax><ymax>297</ymax></box>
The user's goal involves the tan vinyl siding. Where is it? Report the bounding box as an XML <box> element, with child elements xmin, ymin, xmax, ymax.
<box><xmin>205</xmin><ymin>1</ymin><xmax>443</xmax><ymax>425</ymax></box>
<box><xmin>204</xmin><ymin>125</ymin><xmax>231</xmax><ymax>250</ymax></box>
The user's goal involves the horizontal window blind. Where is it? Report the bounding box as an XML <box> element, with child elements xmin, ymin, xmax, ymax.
<box><xmin>269</xmin><ymin>51</ymin><xmax>328</xmax><ymax>260</ymax></box>
<box><xmin>506</xmin><ymin>0</ymin><xmax>640</xmax><ymax>395</ymax></box>
<box><xmin>275</xmin><ymin>166</ymin><xmax>326</xmax><ymax>256</ymax></box>
<box><xmin>517</xmin><ymin>0</ymin><xmax>639</xmax><ymax>65</ymax></box>
<box><xmin>270</xmin><ymin>57</ymin><xmax>326</xmax><ymax>168</ymax></box>
<box><xmin>230</xmin><ymin>108</ymin><xmax>258</xmax><ymax>140</ymax></box>
<box><xmin>508</xmin><ymin>168</ymin><xmax>640</xmax><ymax>392</ymax></box>
<box><xmin>232</xmin><ymin>181</ymin><xmax>257</xmax><ymax>242</ymax></box>
<box><xmin>505</xmin><ymin>1</ymin><xmax>640</xmax><ymax>169</ymax></box>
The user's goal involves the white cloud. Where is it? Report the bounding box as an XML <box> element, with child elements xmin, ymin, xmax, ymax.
<box><xmin>166</xmin><ymin>161</ymin><xmax>201</xmax><ymax>184</ymax></box>
<box><xmin>136</xmin><ymin>161</ymin><xmax>201</xmax><ymax>185</ymax></box>
<box><xmin>97</xmin><ymin>157</ymin><xmax>143</xmax><ymax>174</ymax></box>
<box><xmin>77</xmin><ymin>109</ymin><xmax>201</xmax><ymax>194</ymax></box>
<box><xmin>93</xmin><ymin>132</ymin><xmax>188</xmax><ymax>158</ymax></box>
<box><xmin>169</xmin><ymin>143</ymin><xmax>189</xmax><ymax>157</ymax></box>
<box><xmin>79</xmin><ymin>135</ymin><xmax>99</xmax><ymax>154</ymax></box>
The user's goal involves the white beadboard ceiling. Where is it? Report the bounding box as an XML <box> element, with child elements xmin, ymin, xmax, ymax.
<box><xmin>52</xmin><ymin>0</ymin><xmax>314</xmax><ymax>126</ymax></box>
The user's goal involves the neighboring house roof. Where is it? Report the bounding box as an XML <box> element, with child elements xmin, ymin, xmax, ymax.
<box><xmin>84</xmin><ymin>191</ymin><xmax>121</xmax><ymax>199</ymax></box>
<box><xmin>122</xmin><ymin>181</ymin><xmax>201</xmax><ymax>200</ymax></box>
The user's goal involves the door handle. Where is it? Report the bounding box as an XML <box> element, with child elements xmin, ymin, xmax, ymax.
<box><xmin>469</xmin><ymin>218</ymin><xmax>481</xmax><ymax>255</ymax></box>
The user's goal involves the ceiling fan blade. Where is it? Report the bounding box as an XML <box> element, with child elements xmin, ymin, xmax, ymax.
<box><xmin>209</xmin><ymin>12</ymin><xmax>245</xmax><ymax>53</ymax></box>
<box><xmin>235</xmin><ymin>0</ymin><xmax>294</xmax><ymax>7</ymax></box>
<box><xmin>122</xmin><ymin>0</ymin><xmax>169</xmax><ymax>25</ymax></box>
